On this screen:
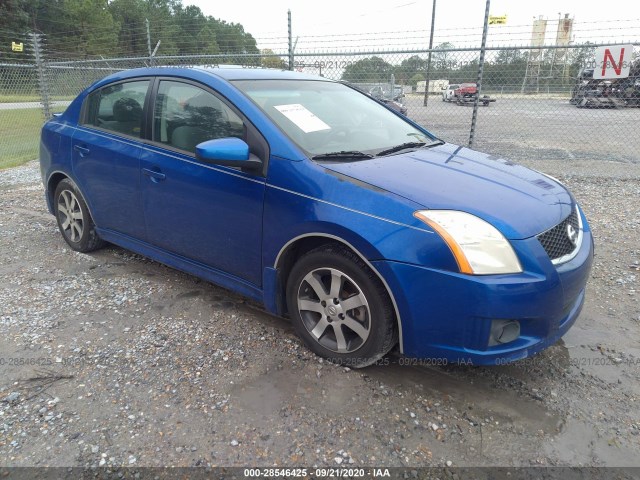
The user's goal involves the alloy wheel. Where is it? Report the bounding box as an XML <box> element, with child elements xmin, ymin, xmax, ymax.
<box><xmin>297</xmin><ymin>267</ymin><xmax>371</xmax><ymax>353</ymax></box>
<box><xmin>57</xmin><ymin>190</ymin><xmax>84</xmax><ymax>243</ymax></box>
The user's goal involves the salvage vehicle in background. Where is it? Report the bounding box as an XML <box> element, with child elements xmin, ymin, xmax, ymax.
<box><xmin>40</xmin><ymin>67</ymin><xmax>593</xmax><ymax>368</ymax></box>
<box><xmin>379</xmin><ymin>98</ymin><xmax>408</xmax><ymax>115</ymax></box>
<box><xmin>349</xmin><ymin>83</ymin><xmax>408</xmax><ymax>115</ymax></box>
<box><xmin>442</xmin><ymin>84</ymin><xmax>459</xmax><ymax>102</ymax></box>
<box><xmin>454</xmin><ymin>82</ymin><xmax>496</xmax><ymax>106</ymax></box>
<box><xmin>570</xmin><ymin>61</ymin><xmax>640</xmax><ymax>108</ymax></box>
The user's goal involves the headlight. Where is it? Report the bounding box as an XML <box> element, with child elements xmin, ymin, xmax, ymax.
<box><xmin>414</xmin><ymin>210</ymin><xmax>522</xmax><ymax>275</ymax></box>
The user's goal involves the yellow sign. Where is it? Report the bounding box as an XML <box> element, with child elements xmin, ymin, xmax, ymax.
<box><xmin>489</xmin><ymin>15</ymin><xmax>507</xmax><ymax>25</ymax></box>
<box><xmin>11</xmin><ymin>41</ymin><xmax>24</xmax><ymax>52</ymax></box>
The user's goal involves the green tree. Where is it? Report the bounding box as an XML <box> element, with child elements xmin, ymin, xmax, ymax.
<box><xmin>432</xmin><ymin>42</ymin><xmax>455</xmax><ymax>70</ymax></box>
<box><xmin>63</xmin><ymin>0</ymin><xmax>119</xmax><ymax>57</ymax></box>
<box><xmin>173</xmin><ymin>4</ymin><xmax>216</xmax><ymax>54</ymax></box>
<box><xmin>0</xmin><ymin>0</ymin><xmax>119</xmax><ymax>58</ymax></box>
<box><xmin>143</xmin><ymin>0</ymin><xmax>180</xmax><ymax>56</ymax></box>
<box><xmin>195</xmin><ymin>24</ymin><xmax>220</xmax><ymax>55</ymax></box>
<box><xmin>482</xmin><ymin>49</ymin><xmax>527</xmax><ymax>89</ymax></box>
<box><xmin>0</xmin><ymin>0</ymin><xmax>31</xmax><ymax>61</ymax></box>
<box><xmin>213</xmin><ymin>19</ymin><xmax>259</xmax><ymax>64</ymax></box>
<box><xmin>0</xmin><ymin>0</ymin><xmax>31</xmax><ymax>35</ymax></box>
<box><xmin>394</xmin><ymin>55</ymin><xmax>426</xmax><ymax>84</ymax></box>
<box><xmin>567</xmin><ymin>43</ymin><xmax>596</xmax><ymax>79</ymax></box>
<box><xmin>108</xmin><ymin>0</ymin><xmax>149</xmax><ymax>56</ymax></box>
<box><xmin>342</xmin><ymin>56</ymin><xmax>393</xmax><ymax>83</ymax></box>
<box><xmin>261</xmin><ymin>49</ymin><xmax>286</xmax><ymax>69</ymax></box>
<box><xmin>0</xmin><ymin>0</ymin><xmax>259</xmax><ymax>61</ymax></box>
<box><xmin>409</xmin><ymin>73</ymin><xmax>425</xmax><ymax>88</ymax></box>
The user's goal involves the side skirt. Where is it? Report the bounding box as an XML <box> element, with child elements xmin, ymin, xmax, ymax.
<box><xmin>96</xmin><ymin>228</ymin><xmax>263</xmax><ymax>303</ymax></box>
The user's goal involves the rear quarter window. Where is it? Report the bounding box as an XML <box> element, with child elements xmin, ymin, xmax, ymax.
<box><xmin>83</xmin><ymin>80</ymin><xmax>150</xmax><ymax>138</ymax></box>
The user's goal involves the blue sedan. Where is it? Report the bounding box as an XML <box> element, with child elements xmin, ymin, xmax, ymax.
<box><xmin>39</xmin><ymin>67</ymin><xmax>593</xmax><ymax>367</ymax></box>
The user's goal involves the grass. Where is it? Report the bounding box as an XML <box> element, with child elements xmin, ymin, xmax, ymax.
<box><xmin>0</xmin><ymin>94</ymin><xmax>76</xmax><ymax>103</ymax></box>
<box><xmin>0</xmin><ymin>93</ymin><xmax>42</xmax><ymax>103</ymax></box>
<box><xmin>0</xmin><ymin>108</ymin><xmax>47</xmax><ymax>170</ymax></box>
<box><xmin>0</xmin><ymin>105</ymin><xmax>67</xmax><ymax>170</ymax></box>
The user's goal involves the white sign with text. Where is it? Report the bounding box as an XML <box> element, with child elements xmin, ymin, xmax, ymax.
<box><xmin>593</xmin><ymin>45</ymin><xmax>633</xmax><ymax>79</ymax></box>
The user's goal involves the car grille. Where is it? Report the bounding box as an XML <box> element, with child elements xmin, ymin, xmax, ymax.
<box><xmin>537</xmin><ymin>208</ymin><xmax>581</xmax><ymax>263</ymax></box>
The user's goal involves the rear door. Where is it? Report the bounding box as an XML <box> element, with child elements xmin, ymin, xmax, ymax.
<box><xmin>73</xmin><ymin>79</ymin><xmax>150</xmax><ymax>240</ymax></box>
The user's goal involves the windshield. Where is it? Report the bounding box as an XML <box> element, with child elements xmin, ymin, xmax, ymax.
<box><xmin>232</xmin><ymin>79</ymin><xmax>434</xmax><ymax>157</ymax></box>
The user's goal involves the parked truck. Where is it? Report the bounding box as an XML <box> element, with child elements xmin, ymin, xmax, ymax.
<box><xmin>454</xmin><ymin>82</ymin><xmax>496</xmax><ymax>106</ymax></box>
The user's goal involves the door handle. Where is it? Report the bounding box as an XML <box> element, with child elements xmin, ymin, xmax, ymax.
<box><xmin>142</xmin><ymin>167</ymin><xmax>166</xmax><ymax>182</ymax></box>
<box><xmin>73</xmin><ymin>145</ymin><xmax>90</xmax><ymax>157</ymax></box>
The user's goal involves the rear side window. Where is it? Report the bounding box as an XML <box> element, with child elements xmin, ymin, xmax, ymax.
<box><xmin>84</xmin><ymin>80</ymin><xmax>149</xmax><ymax>138</ymax></box>
<box><xmin>153</xmin><ymin>80</ymin><xmax>244</xmax><ymax>153</ymax></box>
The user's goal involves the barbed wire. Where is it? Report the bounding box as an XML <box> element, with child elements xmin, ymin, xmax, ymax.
<box><xmin>3</xmin><ymin>14</ymin><xmax>639</xmax><ymax>42</ymax></box>
<box><xmin>2</xmin><ymin>16</ymin><xmax>639</xmax><ymax>60</ymax></box>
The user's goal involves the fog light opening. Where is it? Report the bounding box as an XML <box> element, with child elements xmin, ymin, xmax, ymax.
<box><xmin>488</xmin><ymin>320</ymin><xmax>521</xmax><ymax>347</ymax></box>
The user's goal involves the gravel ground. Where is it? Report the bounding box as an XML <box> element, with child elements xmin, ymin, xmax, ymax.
<box><xmin>0</xmin><ymin>159</ymin><xmax>639</xmax><ymax>469</ymax></box>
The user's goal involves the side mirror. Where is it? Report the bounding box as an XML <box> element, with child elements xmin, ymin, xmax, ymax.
<box><xmin>195</xmin><ymin>138</ymin><xmax>262</xmax><ymax>171</ymax></box>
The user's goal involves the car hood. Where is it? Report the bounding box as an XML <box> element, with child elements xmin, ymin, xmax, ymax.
<box><xmin>321</xmin><ymin>143</ymin><xmax>574</xmax><ymax>239</ymax></box>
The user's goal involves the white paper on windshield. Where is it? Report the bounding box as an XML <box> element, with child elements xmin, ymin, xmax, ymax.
<box><xmin>273</xmin><ymin>104</ymin><xmax>331</xmax><ymax>133</ymax></box>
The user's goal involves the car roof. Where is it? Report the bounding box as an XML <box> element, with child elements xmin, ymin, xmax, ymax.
<box><xmin>196</xmin><ymin>66</ymin><xmax>329</xmax><ymax>81</ymax></box>
<box><xmin>97</xmin><ymin>65</ymin><xmax>331</xmax><ymax>84</ymax></box>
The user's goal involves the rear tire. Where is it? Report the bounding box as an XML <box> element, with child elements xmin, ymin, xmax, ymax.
<box><xmin>54</xmin><ymin>178</ymin><xmax>105</xmax><ymax>253</ymax></box>
<box><xmin>286</xmin><ymin>244</ymin><xmax>397</xmax><ymax>368</ymax></box>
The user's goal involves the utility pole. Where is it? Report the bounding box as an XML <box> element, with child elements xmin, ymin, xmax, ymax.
<box><xmin>468</xmin><ymin>0</ymin><xmax>491</xmax><ymax>148</ymax></box>
<box><xmin>288</xmin><ymin>10</ymin><xmax>294</xmax><ymax>71</ymax></box>
<box><xmin>423</xmin><ymin>0</ymin><xmax>437</xmax><ymax>106</ymax></box>
<box><xmin>145</xmin><ymin>18</ymin><xmax>152</xmax><ymax>58</ymax></box>
<box><xmin>30</xmin><ymin>32</ymin><xmax>51</xmax><ymax>120</ymax></box>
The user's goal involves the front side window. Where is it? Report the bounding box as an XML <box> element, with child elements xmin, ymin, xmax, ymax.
<box><xmin>153</xmin><ymin>81</ymin><xmax>244</xmax><ymax>153</ymax></box>
<box><xmin>85</xmin><ymin>80</ymin><xmax>149</xmax><ymax>138</ymax></box>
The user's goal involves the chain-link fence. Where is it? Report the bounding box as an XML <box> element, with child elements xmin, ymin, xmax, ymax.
<box><xmin>1</xmin><ymin>37</ymin><xmax>639</xmax><ymax>169</ymax></box>
<box><xmin>294</xmin><ymin>44</ymin><xmax>640</xmax><ymax>163</ymax></box>
<box><xmin>0</xmin><ymin>33</ymin><xmax>47</xmax><ymax>169</ymax></box>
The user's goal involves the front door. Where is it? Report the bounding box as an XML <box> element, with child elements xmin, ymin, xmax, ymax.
<box><xmin>140</xmin><ymin>79</ymin><xmax>266</xmax><ymax>286</ymax></box>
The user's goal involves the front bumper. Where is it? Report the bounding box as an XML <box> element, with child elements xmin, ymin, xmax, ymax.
<box><xmin>372</xmin><ymin>225</ymin><xmax>594</xmax><ymax>365</ymax></box>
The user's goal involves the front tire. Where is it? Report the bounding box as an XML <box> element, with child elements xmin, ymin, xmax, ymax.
<box><xmin>54</xmin><ymin>178</ymin><xmax>105</xmax><ymax>252</ymax></box>
<box><xmin>286</xmin><ymin>244</ymin><xmax>397</xmax><ymax>368</ymax></box>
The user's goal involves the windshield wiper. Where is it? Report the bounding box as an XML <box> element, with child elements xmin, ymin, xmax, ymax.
<box><xmin>376</xmin><ymin>140</ymin><xmax>444</xmax><ymax>157</ymax></box>
<box><xmin>312</xmin><ymin>151</ymin><xmax>374</xmax><ymax>160</ymax></box>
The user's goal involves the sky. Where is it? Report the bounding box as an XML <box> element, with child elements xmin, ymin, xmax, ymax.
<box><xmin>185</xmin><ymin>0</ymin><xmax>640</xmax><ymax>51</ymax></box>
